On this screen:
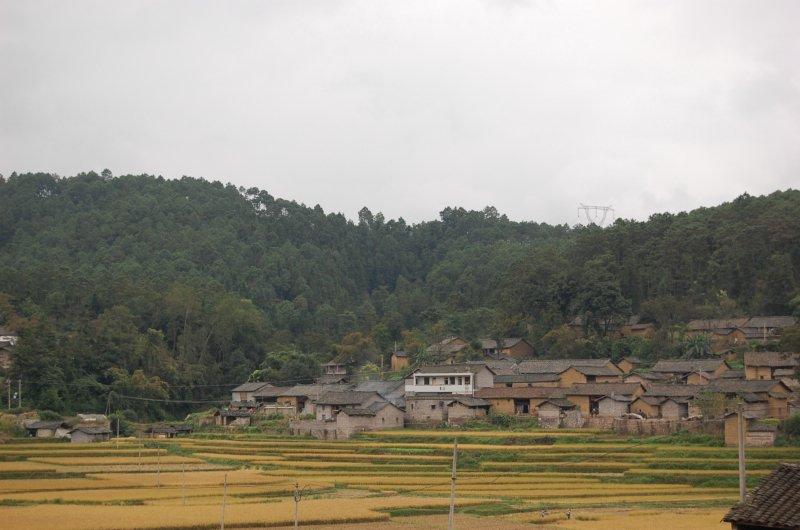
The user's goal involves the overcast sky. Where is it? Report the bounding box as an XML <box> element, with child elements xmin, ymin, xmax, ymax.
<box><xmin>1</xmin><ymin>1</ymin><xmax>798</xmax><ymax>225</ymax></box>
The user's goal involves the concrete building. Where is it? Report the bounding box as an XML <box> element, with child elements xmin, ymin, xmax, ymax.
<box><xmin>405</xmin><ymin>363</ymin><xmax>494</xmax><ymax>396</ymax></box>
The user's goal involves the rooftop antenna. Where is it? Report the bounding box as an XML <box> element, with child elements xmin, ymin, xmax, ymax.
<box><xmin>578</xmin><ymin>203</ymin><xmax>615</xmax><ymax>227</ymax></box>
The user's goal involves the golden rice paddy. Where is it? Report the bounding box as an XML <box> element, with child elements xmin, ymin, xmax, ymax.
<box><xmin>1</xmin><ymin>430</ymin><xmax>797</xmax><ymax>529</ymax></box>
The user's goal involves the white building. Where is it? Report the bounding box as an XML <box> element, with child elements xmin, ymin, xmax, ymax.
<box><xmin>405</xmin><ymin>363</ymin><xmax>495</xmax><ymax>396</ymax></box>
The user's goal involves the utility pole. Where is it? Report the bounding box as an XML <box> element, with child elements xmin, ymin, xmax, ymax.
<box><xmin>737</xmin><ymin>402</ymin><xmax>747</xmax><ymax>502</ymax></box>
<box><xmin>182</xmin><ymin>464</ymin><xmax>187</xmax><ymax>506</ymax></box>
<box><xmin>293</xmin><ymin>482</ymin><xmax>301</xmax><ymax>528</ymax></box>
<box><xmin>6</xmin><ymin>379</ymin><xmax>10</xmax><ymax>410</ymax></box>
<box><xmin>220</xmin><ymin>472</ymin><xmax>228</xmax><ymax>530</ymax></box>
<box><xmin>448</xmin><ymin>439</ymin><xmax>458</xmax><ymax>530</ymax></box>
<box><xmin>17</xmin><ymin>379</ymin><xmax>21</xmax><ymax>408</ymax></box>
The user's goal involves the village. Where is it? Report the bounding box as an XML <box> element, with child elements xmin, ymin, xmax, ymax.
<box><xmin>200</xmin><ymin>316</ymin><xmax>800</xmax><ymax>446</ymax></box>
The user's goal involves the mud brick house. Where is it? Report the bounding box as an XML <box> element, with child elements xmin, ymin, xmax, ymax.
<box><xmin>563</xmin><ymin>382</ymin><xmax>645</xmax><ymax>415</ymax></box>
<box><xmin>479</xmin><ymin>338</ymin><xmax>534</xmax><ymax>359</ymax></box>
<box><xmin>314</xmin><ymin>391</ymin><xmax>385</xmax><ymax>421</ymax></box>
<box><xmin>231</xmin><ymin>382</ymin><xmax>274</xmax><ymax>403</ymax></box>
<box><xmin>723</xmin><ymin>412</ymin><xmax>778</xmax><ymax>447</ymax></box>
<box><xmin>615</xmin><ymin>357</ymin><xmax>641</xmax><ymax>374</ymax></box>
<box><xmin>336</xmin><ymin>401</ymin><xmax>405</xmax><ymax>438</ymax></box>
<box><xmin>740</xmin><ymin>316</ymin><xmax>797</xmax><ymax>345</ymax></box>
<box><xmin>724</xmin><ymin>463</ymin><xmax>800</xmax><ymax>528</ymax></box>
<box><xmin>744</xmin><ymin>352</ymin><xmax>799</xmax><ymax>381</ymax></box>
<box><xmin>425</xmin><ymin>337</ymin><xmax>470</xmax><ymax>364</ymax></box>
<box><xmin>390</xmin><ymin>350</ymin><xmax>409</xmax><ymax>371</ymax></box>
<box><xmin>596</xmin><ymin>395</ymin><xmax>633</xmax><ymax>417</ymax></box>
<box><xmin>650</xmin><ymin>359</ymin><xmax>731</xmax><ymax>381</ymax></box>
<box><xmin>493</xmin><ymin>373</ymin><xmax>561</xmax><ymax>388</ymax></box>
<box><xmin>517</xmin><ymin>359</ymin><xmax>621</xmax><ymax>387</ymax></box>
<box><xmin>474</xmin><ymin>386</ymin><xmax>564</xmax><ymax>415</ymax></box>
<box><xmin>405</xmin><ymin>363</ymin><xmax>495</xmax><ymax>396</ymax></box>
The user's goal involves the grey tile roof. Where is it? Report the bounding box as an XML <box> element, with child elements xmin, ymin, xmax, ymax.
<box><xmin>707</xmin><ymin>379</ymin><xmax>788</xmax><ymax>394</ymax></box>
<box><xmin>650</xmin><ymin>359</ymin><xmax>727</xmax><ymax>373</ymax></box>
<box><xmin>71</xmin><ymin>426</ymin><xmax>112</xmax><ymax>434</ymax></box>
<box><xmin>565</xmin><ymin>383</ymin><xmax>643</xmax><ymax>396</ymax></box>
<box><xmin>27</xmin><ymin>421</ymin><xmax>65</xmax><ymax>430</ymax></box>
<box><xmin>724</xmin><ymin>463</ymin><xmax>800</xmax><ymax>528</ymax></box>
<box><xmin>494</xmin><ymin>373</ymin><xmax>560</xmax><ymax>383</ymax></box>
<box><xmin>253</xmin><ymin>386</ymin><xmax>294</xmax><ymax>398</ymax></box>
<box><xmin>411</xmin><ymin>363</ymin><xmax>494</xmax><ymax>375</ymax></box>
<box><xmin>645</xmin><ymin>385</ymin><xmax>705</xmax><ymax>398</ymax></box>
<box><xmin>517</xmin><ymin>359</ymin><xmax>612</xmax><ymax>374</ymax></box>
<box><xmin>744</xmin><ymin>316</ymin><xmax>797</xmax><ymax>329</ymax></box>
<box><xmin>448</xmin><ymin>396</ymin><xmax>490</xmax><ymax>408</ymax></box>
<box><xmin>475</xmin><ymin>387</ymin><xmax>565</xmax><ymax>399</ymax></box>
<box><xmin>315</xmin><ymin>391</ymin><xmax>379</xmax><ymax>406</ymax></box>
<box><xmin>478</xmin><ymin>338</ymin><xmax>525</xmax><ymax>349</ymax></box>
<box><xmin>232</xmin><ymin>382</ymin><xmax>273</xmax><ymax>393</ymax></box>
<box><xmin>355</xmin><ymin>380</ymin><xmax>404</xmax><ymax>396</ymax></box>
<box><xmin>744</xmin><ymin>351</ymin><xmax>799</xmax><ymax>368</ymax></box>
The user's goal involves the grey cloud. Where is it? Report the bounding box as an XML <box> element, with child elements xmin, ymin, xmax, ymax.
<box><xmin>1</xmin><ymin>0</ymin><xmax>798</xmax><ymax>224</ymax></box>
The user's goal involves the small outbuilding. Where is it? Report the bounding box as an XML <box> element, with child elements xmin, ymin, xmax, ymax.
<box><xmin>596</xmin><ymin>395</ymin><xmax>632</xmax><ymax>418</ymax></box>
<box><xmin>70</xmin><ymin>426</ymin><xmax>112</xmax><ymax>443</ymax></box>
<box><xmin>723</xmin><ymin>463</ymin><xmax>800</xmax><ymax>529</ymax></box>
<box><xmin>214</xmin><ymin>409</ymin><xmax>252</xmax><ymax>427</ymax></box>
<box><xmin>723</xmin><ymin>412</ymin><xmax>778</xmax><ymax>447</ymax></box>
<box><xmin>26</xmin><ymin>420</ymin><xmax>68</xmax><ymax>438</ymax></box>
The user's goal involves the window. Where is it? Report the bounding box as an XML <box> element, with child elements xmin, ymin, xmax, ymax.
<box><xmin>431</xmin><ymin>404</ymin><xmax>436</xmax><ymax>410</ymax></box>
<box><xmin>506</xmin><ymin>383</ymin><xmax>512</xmax><ymax>388</ymax></box>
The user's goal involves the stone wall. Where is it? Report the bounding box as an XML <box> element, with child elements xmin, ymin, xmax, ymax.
<box><xmin>289</xmin><ymin>419</ymin><xmax>338</xmax><ymax>440</ymax></box>
<box><xmin>607</xmin><ymin>418</ymin><xmax>723</xmax><ymax>437</ymax></box>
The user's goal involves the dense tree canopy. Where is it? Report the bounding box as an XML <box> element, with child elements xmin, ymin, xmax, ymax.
<box><xmin>1</xmin><ymin>172</ymin><xmax>798</xmax><ymax>417</ymax></box>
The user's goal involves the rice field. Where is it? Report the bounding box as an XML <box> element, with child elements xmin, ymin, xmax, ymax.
<box><xmin>0</xmin><ymin>430</ymin><xmax>798</xmax><ymax>529</ymax></box>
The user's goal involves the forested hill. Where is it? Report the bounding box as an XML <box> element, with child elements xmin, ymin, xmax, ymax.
<box><xmin>0</xmin><ymin>171</ymin><xmax>798</xmax><ymax>416</ymax></box>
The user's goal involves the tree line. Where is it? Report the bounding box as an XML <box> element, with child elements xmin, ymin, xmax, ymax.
<box><xmin>0</xmin><ymin>171</ymin><xmax>798</xmax><ymax>418</ymax></box>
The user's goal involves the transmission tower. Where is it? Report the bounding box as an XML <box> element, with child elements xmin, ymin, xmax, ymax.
<box><xmin>578</xmin><ymin>203</ymin><xmax>615</xmax><ymax>227</ymax></box>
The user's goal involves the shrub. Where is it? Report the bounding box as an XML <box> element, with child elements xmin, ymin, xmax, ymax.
<box><xmin>489</xmin><ymin>413</ymin><xmax>514</xmax><ymax>429</ymax></box>
<box><xmin>782</xmin><ymin>414</ymin><xmax>800</xmax><ymax>437</ymax></box>
<box><xmin>38</xmin><ymin>410</ymin><xmax>62</xmax><ymax>421</ymax></box>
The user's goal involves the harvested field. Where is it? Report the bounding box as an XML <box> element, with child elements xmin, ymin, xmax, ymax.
<box><xmin>1</xmin><ymin>430</ymin><xmax>797</xmax><ymax>529</ymax></box>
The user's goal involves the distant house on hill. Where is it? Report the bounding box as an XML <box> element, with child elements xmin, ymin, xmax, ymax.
<box><xmin>478</xmin><ymin>338</ymin><xmax>534</xmax><ymax>359</ymax></box>
<box><xmin>615</xmin><ymin>357</ymin><xmax>641</xmax><ymax>374</ymax></box>
<box><xmin>517</xmin><ymin>359</ymin><xmax>622</xmax><ymax>387</ymax></box>
<box><xmin>425</xmin><ymin>337</ymin><xmax>470</xmax><ymax>364</ymax></box>
<box><xmin>740</xmin><ymin>316</ymin><xmax>797</xmax><ymax>344</ymax></box>
<box><xmin>231</xmin><ymin>382</ymin><xmax>273</xmax><ymax>403</ymax></box>
<box><xmin>390</xmin><ymin>350</ymin><xmax>409</xmax><ymax>371</ymax></box>
<box><xmin>723</xmin><ymin>463</ymin><xmax>800</xmax><ymax>528</ymax></box>
<box><xmin>685</xmin><ymin>318</ymin><xmax>749</xmax><ymax>352</ymax></box>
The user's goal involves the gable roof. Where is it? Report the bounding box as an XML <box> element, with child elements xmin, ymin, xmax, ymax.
<box><xmin>686</xmin><ymin>318</ymin><xmax>749</xmax><ymax>331</ymax></box>
<box><xmin>355</xmin><ymin>380</ymin><xmax>405</xmax><ymax>397</ymax></box>
<box><xmin>448</xmin><ymin>396</ymin><xmax>490</xmax><ymax>408</ymax></box>
<box><xmin>425</xmin><ymin>337</ymin><xmax>469</xmax><ymax>355</ymax></box>
<box><xmin>71</xmin><ymin>426</ymin><xmax>112</xmax><ymax>435</ymax></box>
<box><xmin>340</xmin><ymin>401</ymin><xmax>401</xmax><ymax>417</ymax></box>
<box><xmin>477</xmin><ymin>359</ymin><xmax>519</xmax><ymax>375</ymax></box>
<box><xmin>707</xmin><ymin>379</ymin><xmax>790</xmax><ymax>394</ymax></box>
<box><xmin>27</xmin><ymin>420</ymin><xmax>66</xmax><ymax>430</ymax></box>
<box><xmin>744</xmin><ymin>351</ymin><xmax>800</xmax><ymax>368</ymax></box>
<box><xmin>410</xmin><ymin>363</ymin><xmax>495</xmax><ymax>375</ymax></box>
<box><xmin>650</xmin><ymin>359</ymin><xmax>727</xmax><ymax>374</ymax></box>
<box><xmin>478</xmin><ymin>338</ymin><xmax>526</xmax><ymax>349</ymax></box>
<box><xmin>517</xmin><ymin>359</ymin><xmax>612</xmax><ymax>374</ymax></box>
<box><xmin>538</xmin><ymin>398</ymin><xmax>576</xmax><ymax>409</ymax></box>
<box><xmin>744</xmin><ymin>316</ymin><xmax>797</xmax><ymax>329</ymax></box>
<box><xmin>217</xmin><ymin>409</ymin><xmax>251</xmax><ymax>418</ymax></box>
<box><xmin>315</xmin><ymin>391</ymin><xmax>380</xmax><ymax>406</ymax></box>
<box><xmin>252</xmin><ymin>386</ymin><xmax>294</xmax><ymax>398</ymax></box>
<box><xmin>564</xmin><ymin>383</ymin><xmax>644</xmax><ymax>396</ymax></box>
<box><xmin>494</xmin><ymin>373</ymin><xmax>560</xmax><ymax>384</ymax></box>
<box><xmin>475</xmin><ymin>387</ymin><xmax>565</xmax><ymax>399</ymax></box>
<box><xmin>724</xmin><ymin>463</ymin><xmax>800</xmax><ymax>528</ymax></box>
<box><xmin>568</xmin><ymin>365</ymin><xmax>622</xmax><ymax>376</ymax></box>
<box><xmin>232</xmin><ymin>382</ymin><xmax>273</xmax><ymax>393</ymax></box>
<box><xmin>645</xmin><ymin>385</ymin><xmax>705</xmax><ymax>398</ymax></box>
